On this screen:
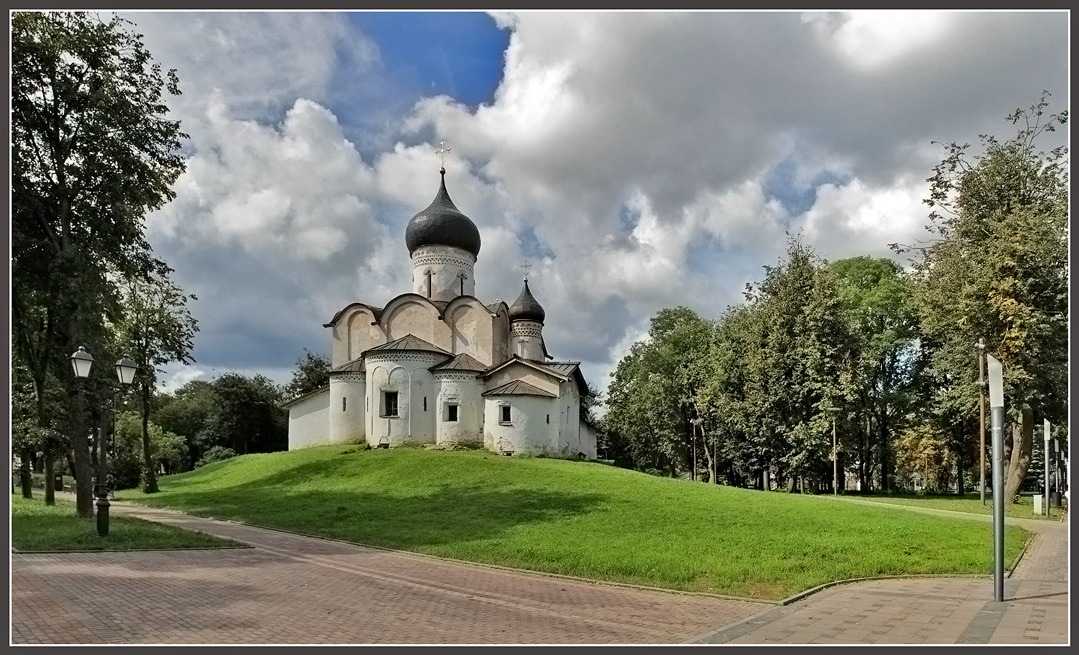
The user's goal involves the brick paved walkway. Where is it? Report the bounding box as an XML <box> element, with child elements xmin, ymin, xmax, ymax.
<box><xmin>12</xmin><ymin>502</ymin><xmax>764</xmax><ymax>644</ymax></box>
<box><xmin>693</xmin><ymin>506</ymin><xmax>1068</xmax><ymax>645</ymax></box>
<box><xmin>12</xmin><ymin>498</ymin><xmax>1068</xmax><ymax>645</ymax></box>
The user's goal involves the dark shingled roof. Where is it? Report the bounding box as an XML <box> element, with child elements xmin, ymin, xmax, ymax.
<box><xmin>330</xmin><ymin>357</ymin><xmax>365</xmax><ymax>373</ymax></box>
<box><xmin>542</xmin><ymin>361</ymin><xmax>581</xmax><ymax>377</ymax></box>
<box><xmin>482</xmin><ymin>379</ymin><xmax>557</xmax><ymax>398</ymax></box>
<box><xmin>366</xmin><ymin>334</ymin><xmax>450</xmax><ymax>355</ymax></box>
<box><xmin>405</xmin><ymin>170</ymin><xmax>481</xmax><ymax>257</ymax></box>
<box><xmin>281</xmin><ymin>385</ymin><xmax>329</xmax><ymax>409</ymax></box>
<box><xmin>430</xmin><ymin>353</ymin><xmax>487</xmax><ymax>372</ymax></box>
<box><xmin>508</xmin><ymin>279</ymin><xmax>545</xmax><ymax>323</ymax></box>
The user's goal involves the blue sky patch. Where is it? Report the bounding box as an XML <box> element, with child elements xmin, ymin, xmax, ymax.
<box><xmin>350</xmin><ymin>12</ymin><xmax>508</xmax><ymax>107</ymax></box>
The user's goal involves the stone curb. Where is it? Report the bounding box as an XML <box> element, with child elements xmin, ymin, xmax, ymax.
<box><xmin>12</xmin><ymin>544</ymin><xmax>252</xmax><ymax>555</ymax></box>
<box><xmin>776</xmin><ymin>530</ymin><xmax>1036</xmax><ymax>606</ymax></box>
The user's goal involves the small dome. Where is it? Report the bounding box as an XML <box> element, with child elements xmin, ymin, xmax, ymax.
<box><xmin>509</xmin><ymin>279</ymin><xmax>545</xmax><ymax>323</ymax></box>
<box><xmin>405</xmin><ymin>169</ymin><xmax>481</xmax><ymax>257</ymax></box>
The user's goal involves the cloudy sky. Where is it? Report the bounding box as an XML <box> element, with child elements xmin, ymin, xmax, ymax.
<box><xmin>126</xmin><ymin>10</ymin><xmax>1068</xmax><ymax>397</ymax></box>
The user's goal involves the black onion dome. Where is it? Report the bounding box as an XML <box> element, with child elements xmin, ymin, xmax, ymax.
<box><xmin>405</xmin><ymin>169</ymin><xmax>481</xmax><ymax>257</ymax></box>
<box><xmin>508</xmin><ymin>279</ymin><xmax>545</xmax><ymax>323</ymax></box>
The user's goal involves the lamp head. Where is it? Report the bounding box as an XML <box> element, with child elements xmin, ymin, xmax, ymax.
<box><xmin>115</xmin><ymin>357</ymin><xmax>138</xmax><ymax>385</ymax></box>
<box><xmin>70</xmin><ymin>346</ymin><xmax>94</xmax><ymax>379</ymax></box>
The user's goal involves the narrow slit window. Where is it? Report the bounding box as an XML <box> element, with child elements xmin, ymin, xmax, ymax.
<box><xmin>342</xmin><ymin>397</ymin><xmax>347</xmax><ymax>412</ymax></box>
<box><xmin>423</xmin><ymin>396</ymin><xmax>427</xmax><ymax>412</ymax></box>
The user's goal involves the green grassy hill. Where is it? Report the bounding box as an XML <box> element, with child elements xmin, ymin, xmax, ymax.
<box><xmin>119</xmin><ymin>445</ymin><xmax>1027</xmax><ymax>599</ymax></box>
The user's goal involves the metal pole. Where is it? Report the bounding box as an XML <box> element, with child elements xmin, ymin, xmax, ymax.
<box><xmin>978</xmin><ymin>338</ymin><xmax>986</xmax><ymax>504</ymax></box>
<box><xmin>986</xmin><ymin>353</ymin><xmax>1005</xmax><ymax>602</ymax></box>
<box><xmin>1044</xmin><ymin>419</ymin><xmax>1051</xmax><ymax>516</ymax></box>
<box><xmin>832</xmin><ymin>416</ymin><xmax>838</xmax><ymax>495</ymax></box>
<box><xmin>991</xmin><ymin>406</ymin><xmax>1004</xmax><ymax>601</ymax></box>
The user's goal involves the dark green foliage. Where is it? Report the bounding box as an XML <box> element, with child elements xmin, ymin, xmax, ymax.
<box><xmin>284</xmin><ymin>350</ymin><xmax>330</xmax><ymax>399</ymax></box>
<box><xmin>906</xmin><ymin>92</ymin><xmax>1068</xmax><ymax>501</ymax></box>
<box><xmin>12</xmin><ymin>11</ymin><xmax>187</xmax><ymax>515</ymax></box>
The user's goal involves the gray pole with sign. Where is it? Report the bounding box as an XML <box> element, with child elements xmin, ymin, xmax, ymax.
<box><xmin>987</xmin><ymin>354</ymin><xmax>1005</xmax><ymax>602</ymax></box>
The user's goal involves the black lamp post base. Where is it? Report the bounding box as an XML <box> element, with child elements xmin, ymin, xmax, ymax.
<box><xmin>94</xmin><ymin>488</ymin><xmax>110</xmax><ymax>537</ymax></box>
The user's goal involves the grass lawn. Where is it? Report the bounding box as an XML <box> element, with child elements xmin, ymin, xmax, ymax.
<box><xmin>120</xmin><ymin>446</ymin><xmax>1028</xmax><ymax>600</ymax></box>
<box><xmin>11</xmin><ymin>495</ymin><xmax>236</xmax><ymax>552</ymax></box>
<box><xmin>854</xmin><ymin>492</ymin><xmax>1065</xmax><ymax>520</ymax></box>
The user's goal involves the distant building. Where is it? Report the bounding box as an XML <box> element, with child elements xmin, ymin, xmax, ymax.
<box><xmin>284</xmin><ymin>164</ymin><xmax>596</xmax><ymax>459</ymax></box>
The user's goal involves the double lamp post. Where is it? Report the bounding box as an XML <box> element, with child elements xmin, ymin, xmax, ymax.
<box><xmin>69</xmin><ymin>346</ymin><xmax>138</xmax><ymax>537</ymax></box>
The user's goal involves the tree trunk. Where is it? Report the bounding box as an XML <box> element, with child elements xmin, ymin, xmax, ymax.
<box><xmin>1004</xmin><ymin>406</ymin><xmax>1033</xmax><ymax>503</ymax></box>
<box><xmin>141</xmin><ymin>382</ymin><xmax>158</xmax><ymax>493</ymax></box>
<box><xmin>859</xmin><ymin>420</ymin><xmax>868</xmax><ymax>493</ymax></box>
<box><xmin>43</xmin><ymin>456</ymin><xmax>55</xmax><ymax>505</ymax></box>
<box><xmin>701</xmin><ymin>429</ymin><xmax>715</xmax><ymax>483</ymax></box>
<box><xmin>878</xmin><ymin>413</ymin><xmax>890</xmax><ymax>492</ymax></box>
<box><xmin>19</xmin><ymin>452</ymin><xmax>33</xmax><ymax>498</ymax></box>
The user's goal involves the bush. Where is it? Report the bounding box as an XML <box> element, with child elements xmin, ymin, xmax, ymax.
<box><xmin>195</xmin><ymin>446</ymin><xmax>237</xmax><ymax>469</ymax></box>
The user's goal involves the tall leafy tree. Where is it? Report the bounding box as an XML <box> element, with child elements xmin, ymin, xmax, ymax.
<box><xmin>114</xmin><ymin>267</ymin><xmax>198</xmax><ymax>493</ymax></box>
<box><xmin>907</xmin><ymin>93</ymin><xmax>1067</xmax><ymax>502</ymax></box>
<box><xmin>12</xmin><ymin>12</ymin><xmax>186</xmax><ymax>515</ymax></box>
<box><xmin>830</xmin><ymin>256</ymin><xmax>923</xmax><ymax>491</ymax></box>
<box><xmin>206</xmin><ymin>374</ymin><xmax>288</xmax><ymax>455</ymax></box>
<box><xmin>744</xmin><ymin>238</ymin><xmax>851</xmax><ymax>491</ymax></box>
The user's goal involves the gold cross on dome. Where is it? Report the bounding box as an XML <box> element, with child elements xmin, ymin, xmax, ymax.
<box><xmin>436</xmin><ymin>139</ymin><xmax>453</xmax><ymax>169</ymax></box>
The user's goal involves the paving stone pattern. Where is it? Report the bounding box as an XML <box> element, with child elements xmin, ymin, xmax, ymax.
<box><xmin>11</xmin><ymin>499</ymin><xmax>1068</xmax><ymax>645</ymax></box>
<box><xmin>12</xmin><ymin>503</ymin><xmax>764</xmax><ymax>644</ymax></box>
<box><xmin>695</xmin><ymin>513</ymin><xmax>1068</xmax><ymax>645</ymax></box>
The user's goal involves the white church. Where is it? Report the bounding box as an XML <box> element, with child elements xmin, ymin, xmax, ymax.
<box><xmin>284</xmin><ymin>161</ymin><xmax>597</xmax><ymax>459</ymax></box>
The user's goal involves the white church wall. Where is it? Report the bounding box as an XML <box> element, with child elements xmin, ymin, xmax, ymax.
<box><xmin>446</xmin><ymin>299</ymin><xmax>495</xmax><ymax>365</ymax></box>
<box><xmin>287</xmin><ymin>388</ymin><xmax>331</xmax><ymax>450</ymax></box>
<box><xmin>347</xmin><ymin>308</ymin><xmax>385</xmax><ymax>361</ymax></box>
<box><xmin>491</xmin><ymin>306</ymin><xmax>511</xmax><ymax>364</ymax></box>
<box><xmin>328</xmin><ymin>374</ymin><xmax>366</xmax><ymax>444</ymax></box>
<box><xmin>365</xmin><ymin>352</ymin><xmax>443</xmax><ymax>447</ymax></box>
<box><xmin>434</xmin><ymin>372</ymin><xmax>484</xmax><ymax>445</ymax></box>
<box><xmin>553</xmin><ymin>380</ymin><xmax>594</xmax><ymax>459</ymax></box>
<box><xmin>329</xmin><ymin>305</ymin><xmax>382</xmax><ymax>367</ymax></box>
<box><xmin>410</xmin><ymin>245</ymin><xmax>476</xmax><ymax>301</ymax></box>
<box><xmin>483</xmin><ymin>395</ymin><xmax>557</xmax><ymax>456</ymax></box>
<box><xmin>381</xmin><ymin>297</ymin><xmax>452</xmax><ymax>350</ymax></box>
<box><xmin>580</xmin><ymin>421</ymin><xmax>598</xmax><ymax>459</ymax></box>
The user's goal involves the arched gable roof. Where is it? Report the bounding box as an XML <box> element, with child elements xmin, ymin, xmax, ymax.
<box><xmin>443</xmin><ymin>295</ymin><xmax>498</xmax><ymax>319</ymax></box>
<box><xmin>378</xmin><ymin>292</ymin><xmax>443</xmax><ymax>328</ymax></box>
<box><xmin>323</xmin><ymin>302</ymin><xmax>381</xmax><ymax>328</ymax></box>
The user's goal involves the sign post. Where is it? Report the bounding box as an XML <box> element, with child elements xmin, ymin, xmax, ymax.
<box><xmin>987</xmin><ymin>354</ymin><xmax>1005</xmax><ymax>602</ymax></box>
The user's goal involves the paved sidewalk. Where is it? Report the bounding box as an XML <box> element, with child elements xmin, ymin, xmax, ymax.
<box><xmin>12</xmin><ymin>498</ymin><xmax>1068</xmax><ymax>645</ymax></box>
<box><xmin>694</xmin><ymin>507</ymin><xmax>1068</xmax><ymax>645</ymax></box>
<box><xmin>12</xmin><ymin>502</ymin><xmax>764</xmax><ymax>644</ymax></box>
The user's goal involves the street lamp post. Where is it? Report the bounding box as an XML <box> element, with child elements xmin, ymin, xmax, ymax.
<box><xmin>70</xmin><ymin>346</ymin><xmax>136</xmax><ymax>537</ymax></box>
<box><xmin>986</xmin><ymin>353</ymin><xmax>1005</xmax><ymax>602</ymax></box>
<box><xmin>977</xmin><ymin>338</ymin><xmax>987</xmax><ymax>505</ymax></box>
